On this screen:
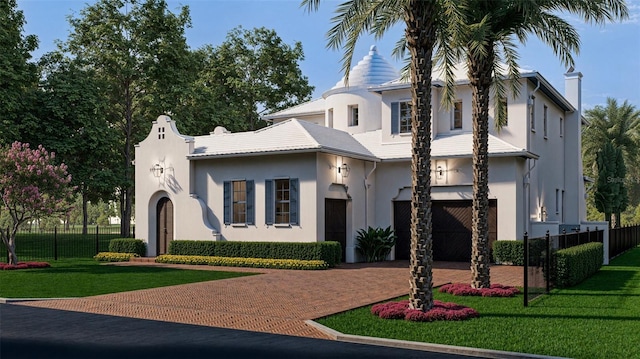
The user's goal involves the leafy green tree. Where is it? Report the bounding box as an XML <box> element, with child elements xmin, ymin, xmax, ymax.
<box><xmin>0</xmin><ymin>142</ymin><xmax>75</xmax><ymax>264</ymax></box>
<box><xmin>0</xmin><ymin>0</ymin><xmax>39</xmax><ymax>144</ymax></box>
<box><xmin>36</xmin><ymin>53</ymin><xmax>120</xmax><ymax>234</ymax></box>
<box><xmin>447</xmin><ymin>0</ymin><xmax>627</xmax><ymax>289</ymax></box>
<box><xmin>583</xmin><ymin>98</ymin><xmax>640</xmax><ymax>208</ymax></box>
<box><xmin>595</xmin><ymin>142</ymin><xmax>628</xmax><ymax>228</ymax></box>
<box><xmin>303</xmin><ymin>0</ymin><xmax>462</xmax><ymax>311</ymax></box>
<box><xmin>62</xmin><ymin>0</ymin><xmax>196</xmax><ymax>237</ymax></box>
<box><xmin>176</xmin><ymin>27</ymin><xmax>314</xmax><ymax>134</ymax></box>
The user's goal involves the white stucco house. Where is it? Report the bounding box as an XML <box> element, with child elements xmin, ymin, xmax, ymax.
<box><xmin>135</xmin><ymin>45</ymin><xmax>596</xmax><ymax>263</ymax></box>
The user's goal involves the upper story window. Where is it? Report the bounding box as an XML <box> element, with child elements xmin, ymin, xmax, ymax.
<box><xmin>223</xmin><ymin>180</ymin><xmax>255</xmax><ymax>225</ymax></box>
<box><xmin>452</xmin><ymin>101</ymin><xmax>463</xmax><ymax>130</ymax></box>
<box><xmin>560</xmin><ymin>117</ymin><xmax>564</xmax><ymax>137</ymax></box>
<box><xmin>530</xmin><ymin>96</ymin><xmax>536</xmax><ymax>131</ymax></box>
<box><xmin>265</xmin><ymin>178</ymin><xmax>299</xmax><ymax>225</ymax></box>
<box><xmin>327</xmin><ymin>108</ymin><xmax>334</xmax><ymax>128</ymax></box>
<box><xmin>348</xmin><ymin>105</ymin><xmax>359</xmax><ymax>127</ymax></box>
<box><xmin>499</xmin><ymin>98</ymin><xmax>508</xmax><ymax>126</ymax></box>
<box><xmin>543</xmin><ymin>105</ymin><xmax>548</xmax><ymax>138</ymax></box>
<box><xmin>391</xmin><ymin>101</ymin><xmax>411</xmax><ymax>134</ymax></box>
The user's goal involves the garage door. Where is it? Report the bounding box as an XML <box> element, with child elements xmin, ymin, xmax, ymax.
<box><xmin>393</xmin><ymin>200</ymin><xmax>497</xmax><ymax>262</ymax></box>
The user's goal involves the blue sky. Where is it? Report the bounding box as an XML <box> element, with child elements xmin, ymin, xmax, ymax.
<box><xmin>18</xmin><ymin>0</ymin><xmax>640</xmax><ymax>111</ymax></box>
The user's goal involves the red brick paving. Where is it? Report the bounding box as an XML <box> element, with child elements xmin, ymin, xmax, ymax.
<box><xmin>17</xmin><ymin>261</ymin><xmax>522</xmax><ymax>339</ymax></box>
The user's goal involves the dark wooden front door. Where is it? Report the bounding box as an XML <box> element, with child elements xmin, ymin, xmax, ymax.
<box><xmin>325</xmin><ymin>199</ymin><xmax>347</xmax><ymax>262</ymax></box>
<box><xmin>393</xmin><ymin>201</ymin><xmax>412</xmax><ymax>260</ymax></box>
<box><xmin>156</xmin><ymin>197</ymin><xmax>174</xmax><ymax>255</ymax></box>
<box><xmin>393</xmin><ymin>200</ymin><xmax>497</xmax><ymax>262</ymax></box>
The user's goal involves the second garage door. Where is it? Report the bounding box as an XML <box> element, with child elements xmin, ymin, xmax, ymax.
<box><xmin>393</xmin><ymin>200</ymin><xmax>497</xmax><ymax>262</ymax></box>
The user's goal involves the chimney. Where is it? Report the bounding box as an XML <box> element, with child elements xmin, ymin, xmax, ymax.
<box><xmin>564</xmin><ymin>71</ymin><xmax>583</xmax><ymax>114</ymax></box>
<box><xmin>562</xmin><ymin>70</ymin><xmax>587</xmax><ymax>223</ymax></box>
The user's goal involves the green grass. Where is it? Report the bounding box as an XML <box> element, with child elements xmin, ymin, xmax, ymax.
<box><xmin>316</xmin><ymin>247</ymin><xmax>640</xmax><ymax>359</ymax></box>
<box><xmin>0</xmin><ymin>259</ymin><xmax>255</xmax><ymax>298</ymax></box>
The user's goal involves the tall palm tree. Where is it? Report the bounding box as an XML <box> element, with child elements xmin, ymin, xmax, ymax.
<box><xmin>302</xmin><ymin>0</ymin><xmax>460</xmax><ymax>311</ymax></box>
<box><xmin>583</xmin><ymin>98</ymin><xmax>640</xmax><ymax>226</ymax></box>
<box><xmin>449</xmin><ymin>0</ymin><xmax>628</xmax><ymax>288</ymax></box>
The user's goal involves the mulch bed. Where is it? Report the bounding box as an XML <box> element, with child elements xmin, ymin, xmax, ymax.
<box><xmin>0</xmin><ymin>262</ymin><xmax>50</xmax><ymax>270</ymax></box>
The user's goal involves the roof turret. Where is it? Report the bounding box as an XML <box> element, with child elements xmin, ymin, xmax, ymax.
<box><xmin>331</xmin><ymin>45</ymin><xmax>399</xmax><ymax>90</ymax></box>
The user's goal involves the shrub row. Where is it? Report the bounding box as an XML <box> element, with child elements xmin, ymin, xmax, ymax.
<box><xmin>94</xmin><ymin>252</ymin><xmax>139</xmax><ymax>262</ymax></box>
<box><xmin>109</xmin><ymin>239</ymin><xmax>147</xmax><ymax>257</ymax></box>
<box><xmin>554</xmin><ymin>242</ymin><xmax>603</xmax><ymax>288</ymax></box>
<box><xmin>168</xmin><ymin>240</ymin><xmax>341</xmax><ymax>267</ymax></box>
<box><xmin>492</xmin><ymin>241</ymin><xmax>524</xmax><ymax>265</ymax></box>
<box><xmin>155</xmin><ymin>254</ymin><xmax>329</xmax><ymax>270</ymax></box>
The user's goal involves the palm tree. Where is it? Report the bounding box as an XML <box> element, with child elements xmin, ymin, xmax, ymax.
<box><xmin>302</xmin><ymin>0</ymin><xmax>460</xmax><ymax>311</ymax></box>
<box><xmin>448</xmin><ymin>0</ymin><xmax>628</xmax><ymax>288</ymax></box>
<box><xmin>583</xmin><ymin>98</ymin><xmax>640</xmax><ymax>226</ymax></box>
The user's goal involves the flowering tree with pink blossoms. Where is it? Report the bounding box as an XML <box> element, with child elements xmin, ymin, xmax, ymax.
<box><xmin>0</xmin><ymin>142</ymin><xmax>75</xmax><ymax>264</ymax></box>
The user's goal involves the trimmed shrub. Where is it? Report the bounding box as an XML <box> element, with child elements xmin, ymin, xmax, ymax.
<box><xmin>493</xmin><ymin>240</ymin><xmax>524</xmax><ymax>265</ymax></box>
<box><xmin>168</xmin><ymin>240</ymin><xmax>341</xmax><ymax>267</ymax></box>
<box><xmin>355</xmin><ymin>226</ymin><xmax>396</xmax><ymax>262</ymax></box>
<box><xmin>109</xmin><ymin>238</ymin><xmax>147</xmax><ymax>257</ymax></box>
<box><xmin>554</xmin><ymin>242</ymin><xmax>603</xmax><ymax>288</ymax></box>
<box><xmin>155</xmin><ymin>254</ymin><xmax>329</xmax><ymax>270</ymax></box>
<box><xmin>94</xmin><ymin>252</ymin><xmax>139</xmax><ymax>262</ymax></box>
<box><xmin>0</xmin><ymin>261</ymin><xmax>50</xmax><ymax>270</ymax></box>
<box><xmin>439</xmin><ymin>283</ymin><xmax>520</xmax><ymax>297</ymax></box>
<box><xmin>371</xmin><ymin>300</ymin><xmax>479</xmax><ymax>322</ymax></box>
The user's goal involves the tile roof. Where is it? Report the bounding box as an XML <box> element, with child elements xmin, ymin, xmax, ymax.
<box><xmin>262</xmin><ymin>98</ymin><xmax>325</xmax><ymax>120</ymax></box>
<box><xmin>189</xmin><ymin>119</ymin><xmax>378</xmax><ymax>161</ymax></box>
<box><xmin>353</xmin><ymin>131</ymin><xmax>538</xmax><ymax>161</ymax></box>
<box><xmin>331</xmin><ymin>45</ymin><xmax>399</xmax><ymax>89</ymax></box>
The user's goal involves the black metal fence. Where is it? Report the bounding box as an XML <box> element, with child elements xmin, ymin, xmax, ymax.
<box><xmin>523</xmin><ymin>228</ymin><xmax>604</xmax><ymax>306</ymax></box>
<box><xmin>609</xmin><ymin>224</ymin><xmax>640</xmax><ymax>259</ymax></box>
<box><xmin>0</xmin><ymin>226</ymin><xmax>135</xmax><ymax>263</ymax></box>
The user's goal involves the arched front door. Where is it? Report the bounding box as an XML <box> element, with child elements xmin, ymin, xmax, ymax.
<box><xmin>156</xmin><ymin>197</ymin><xmax>174</xmax><ymax>255</ymax></box>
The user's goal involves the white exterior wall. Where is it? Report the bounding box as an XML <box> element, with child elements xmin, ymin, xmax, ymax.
<box><xmin>135</xmin><ymin>116</ymin><xmax>221</xmax><ymax>256</ymax></box>
<box><xmin>324</xmin><ymin>87</ymin><xmax>382</xmax><ymax>134</ymax></box>
<box><xmin>194</xmin><ymin>153</ymin><xmax>318</xmax><ymax>243</ymax></box>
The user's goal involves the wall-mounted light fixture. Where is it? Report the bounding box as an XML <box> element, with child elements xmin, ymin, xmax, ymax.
<box><xmin>436</xmin><ymin>165</ymin><xmax>444</xmax><ymax>179</ymax></box>
<box><xmin>151</xmin><ymin>163</ymin><xmax>164</xmax><ymax>178</ymax></box>
<box><xmin>338</xmin><ymin>163</ymin><xmax>350</xmax><ymax>178</ymax></box>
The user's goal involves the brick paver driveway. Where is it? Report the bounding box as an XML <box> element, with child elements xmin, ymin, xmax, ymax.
<box><xmin>16</xmin><ymin>261</ymin><xmax>522</xmax><ymax>339</ymax></box>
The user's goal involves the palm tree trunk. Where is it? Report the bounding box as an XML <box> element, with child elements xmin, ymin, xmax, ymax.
<box><xmin>405</xmin><ymin>0</ymin><xmax>436</xmax><ymax>311</ymax></box>
<box><xmin>468</xmin><ymin>51</ymin><xmax>493</xmax><ymax>289</ymax></box>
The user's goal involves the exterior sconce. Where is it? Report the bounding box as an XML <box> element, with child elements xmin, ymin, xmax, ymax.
<box><xmin>151</xmin><ymin>163</ymin><xmax>164</xmax><ymax>178</ymax></box>
<box><xmin>436</xmin><ymin>165</ymin><xmax>444</xmax><ymax>179</ymax></box>
<box><xmin>339</xmin><ymin>163</ymin><xmax>350</xmax><ymax>178</ymax></box>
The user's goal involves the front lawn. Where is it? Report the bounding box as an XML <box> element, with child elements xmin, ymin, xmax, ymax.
<box><xmin>316</xmin><ymin>247</ymin><xmax>640</xmax><ymax>359</ymax></box>
<box><xmin>0</xmin><ymin>259</ymin><xmax>255</xmax><ymax>298</ymax></box>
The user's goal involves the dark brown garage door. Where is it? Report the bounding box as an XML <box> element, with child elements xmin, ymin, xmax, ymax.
<box><xmin>393</xmin><ymin>200</ymin><xmax>497</xmax><ymax>262</ymax></box>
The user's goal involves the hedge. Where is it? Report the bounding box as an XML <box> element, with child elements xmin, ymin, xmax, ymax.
<box><xmin>554</xmin><ymin>242</ymin><xmax>603</xmax><ymax>288</ymax></box>
<box><xmin>493</xmin><ymin>241</ymin><xmax>524</xmax><ymax>265</ymax></box>
<box><xmin>156</xmin><ymin>254</ymin><xmax>329</xmax><ymax>270</ymax></box>
<box><xmin>108</xmin><ymin>238</ymin><xmax>147</xmax><ymax>257</ymax></box>
<box><xmin>94</xmin><ymin>252</ymin><xmax>139</xmax><ymax>262</ymax></box>
<box><xmin>168</xmin><ymin>240</ymin><xmax>341</xmax><ymax>267</ymax></box>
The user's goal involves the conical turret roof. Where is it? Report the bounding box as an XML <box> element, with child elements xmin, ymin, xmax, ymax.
<box><xmin>331</xmin><ymin>45</ymin><xmax>399</xmax><ymax>89</ymax></box>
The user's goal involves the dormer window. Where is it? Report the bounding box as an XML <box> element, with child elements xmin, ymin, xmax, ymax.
<box><xmin>452</xmin><ymin>101</ymin><xmax>463</xmax><ymax>130</ymax></box>
<box><xmin>391</xmin><ymin>101</ymin><xmax>411</xmax><ymax>134</ymax></box>
<box><xmin>348</xmin><ymin>105</ymin><xmax>359</xmax><ymax>127</ymax></box>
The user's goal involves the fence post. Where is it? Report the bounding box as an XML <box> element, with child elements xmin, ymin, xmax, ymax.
<box><xmin>95</xmin><ymin>225</ymin><xmax>100</xmax><ymax>255</ymax></box>
<box><xmin>54</xmin><ymin>226</ymin><xmax>58</xmax><ymax>261</ymax></box>
<box><xmin>524</xmin><ymin>231</ymin><xmax>529</xmax><ymax>307</ymax></box>
<box><xmin>545</xmin><ymin>230</ymin><xmax>551</xmax><ymax>294</ymax></box>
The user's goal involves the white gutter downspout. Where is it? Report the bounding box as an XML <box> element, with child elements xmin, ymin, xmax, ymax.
<box><xmin>523</xmin><ymin>159</ymin><xmax>537</xmax><ymax>236</ymax></box>
<box><xmin>364</xmin><ymin>161</ymin><xmax>377</xmax><ymax>228</ymax></box>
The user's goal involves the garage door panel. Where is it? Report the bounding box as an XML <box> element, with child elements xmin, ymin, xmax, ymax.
<box><xmin>394</xmin><ymin>199</ymin><xmax>497</xmax><ymax>262</ymax></box>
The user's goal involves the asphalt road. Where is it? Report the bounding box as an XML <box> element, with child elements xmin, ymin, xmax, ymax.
<box><xmin>0</xmin><ymin>304</ymin><xmax>476</xmax><ymax>359</ymax></box>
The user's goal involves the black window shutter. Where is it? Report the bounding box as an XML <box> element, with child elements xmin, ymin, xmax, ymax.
<box><xmin>223</xmin><ymin>181</ymin><xmax>231</xmax><ymax>225</ymax></box>
<box><xmin>391</xmin><ymin>102</ymin><xmax>399</xmax><ymax>134</ymax></box>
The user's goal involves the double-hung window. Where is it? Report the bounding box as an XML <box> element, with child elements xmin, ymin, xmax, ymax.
<box><xmin>391</xmin><ymin>101</ymin><xmax>411</xmax><ymax>134</ymax></box>
<box><xmin>223</xmin><ymin>180</ymin><xmax>254</xmax><ymax>225</ymax></box>
<box><xmin>348</xmin><ymin>105</ymin><xmax>359</xmax><ymax>126</ymax></box>
<box><xmin>265</xmin><ymin>178</ymin><xmax>299</xmax><ymax>225</ymax></box>
<box><xmin>452</xmin><ymin>101</ymin><xmax>463</xmax><ymax>129</ymax></box>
